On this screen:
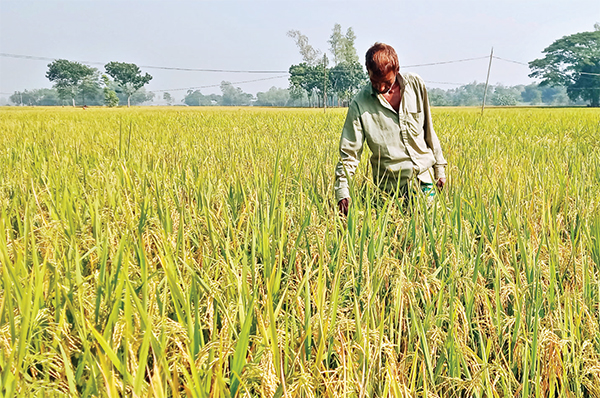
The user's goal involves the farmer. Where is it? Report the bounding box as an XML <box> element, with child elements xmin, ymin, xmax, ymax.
<box><xmin>334</xmin><ymin>42</ymin><xmax>447</xmax><ymax>216</ymax></box>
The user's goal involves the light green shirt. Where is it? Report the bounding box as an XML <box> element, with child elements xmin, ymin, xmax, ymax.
<box><xmin>334</xmin><ymin>72</ymin><xmax>447</xmax><ymax>202</ymax></box>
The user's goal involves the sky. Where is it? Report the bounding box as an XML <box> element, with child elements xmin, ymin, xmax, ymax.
<box><xmin>1</xmin><ymin>0</ymin><xmax>599</xmax><ymax>103</ymax></box>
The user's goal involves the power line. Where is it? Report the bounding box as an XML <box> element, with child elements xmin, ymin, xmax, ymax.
<box><xmin>493</xmin><ymin>56</ymin><xmax>528</xmax><ymax>66</ymax></box>
<box><xmin>1</xmin><ymin>53</ymin><xmax>106</xmax><ymax>66</ymax></box>
<box><xmin>2</xmin><ymin>52</ymin><xmax>494</xmax><ymax>74</ymax></box>
<box><xmin>402</xmin><ymin>56</ymin><xmax>489</xmax><ymax>68</ymax></box>
<box><xmin>0</xmin><ymin>53</ymin><xmax>289</xmax><ymax>74</ymax></box>
<box><xmin>425</xmin><ymin>80</ymin><xmax>468</xmax><ymax>86</ymax></box>
<box><xmin>153</xmin><ymin>75</ymin><xmax>289</xmax><ymax>93</ymax></box>
<box><xmin>493</xmin><ymin>56</ymin><xmax>600</xmax><ymax>77</ymax></box>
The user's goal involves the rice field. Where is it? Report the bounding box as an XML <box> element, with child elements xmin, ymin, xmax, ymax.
<box><xmin>1</xmin><ymin>106</ymin><xmax>600</xmax><ymax>397</ymax></box>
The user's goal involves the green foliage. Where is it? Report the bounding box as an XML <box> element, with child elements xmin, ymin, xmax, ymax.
<box><xmin>529</xmin><ymin>29</ymin><xmax>600</xmax><ymax>106</ymax></box>
<box><xmin>521</xmin><ymin>84</ymin><xmax>543</xmax><ymax>104</ymax></box>
<box><xmin>2</xmin><ymin>107</ymin><xmax>600</xmax><ymax>396</ymax></box>
<box><xmin>491</xmin><ymin>85</ymin><xmax>521</xmax><ymax>106</ymax></box>
<box><xmin>182</xmin><ymin>83</ymin><xmax>254</xmax><ymax>107</ymax></box>
<box><xmin>427</xmin><ymin>88</ymin><xmax>451</xmax><ymax>106</ymax></box>
<box><xmin>80</xmin><ymin>71</ymin><xmax>101</xmax><ymax>105</ymax></box>
<box><xmin>103</xmin><ymin>88</ymin><xmax>119</xmax><ymax>107</ymax></box>
<box><xmin>104</xmin><ymin>62</ymin><xmax>153</xmax><ymax>107</ymax></box>
<box><xmin>255</xmin><ymin>87</ymin><xmax>290</xmax><ymax>107</ymax></box>
<box><xmin>288</xmin><ymin>62</ymin><xmax>327</xmax><ymax>106</ymax></box>
<box><xmin>183</xmin><ymin>89</ymin><xmax>218</xmax><ymax>106</ymax></box>
<box><xmin>163</xmin><ymin>92</ymin><xmax>173</xmax><ymax>105</ymax></box>
<box><xmin>330</xmin><ymin>61</ymin><xmax>367</xmax><ymax>104</ymax></box>
<box><xmin>118</xmin><ymin>88</ymin><xmax>154</xmax><ymax>106</ymax></box>
<box><xmin>452</xmin><ymin>81</ymin><xmax>487</xmax><ymax>106</ymax></box>
<box><xmin>328</xmin><ymin>24</ymin><xmax>359</xmax><ymax>65</ymax></box>
<box><xmin>10</xmin><ymin>89</ymin><xmax>61</xmax><ymax>106</ymax></box>
<box><xmin>288</xmin><ymin>24</ymin><xmax>365</xmax><ymax>107</ymax></box>
<box><xmin>427</xmin><ymin>83</ymin><xmax>577</xmax><ymax>107</ymax></box>
<box><xmin>46</xmin><ymin>59</ymin><xmax>98</xmax><ymax>106</ymax></box>
<box><xmin>220</xmin><ymin>81</ymin><xmax>253</xmax><ymax>106</ymax></box>
<box><xmin>287</xmin><ymin>30</ymin><xmax>322</xmax><ymax>66</ymax></box>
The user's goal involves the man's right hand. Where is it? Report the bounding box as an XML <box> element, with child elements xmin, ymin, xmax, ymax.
<box><xmin>338</xmin><ymin>198</ymin><xmax>349</xmax><ymax>217</ymax></box>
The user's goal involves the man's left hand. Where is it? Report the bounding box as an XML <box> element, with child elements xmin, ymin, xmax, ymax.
<box><xmin>436</xmin><ymin>178</ymin><xmax>446</xmax><ymax>190</ymax></box>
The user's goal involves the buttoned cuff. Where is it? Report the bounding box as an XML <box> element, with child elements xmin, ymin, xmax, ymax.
<box><xmin>335</xmin><ymin>187</ymin><xmax>350</xmax><ymax>203</ymax></box>
<box><xmin>434</xmin><ymin>165</ymin><xmax>446</xmax><ymax>180</ymax></box>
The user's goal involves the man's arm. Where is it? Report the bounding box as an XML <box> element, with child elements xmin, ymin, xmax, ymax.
<box><xmin>421</xmin><ymin>82</ymin><xmax>447</xmax><ymax>188</ymax></box>
<box><xmin>335</xmin><ymin>101</ymin><xmax>364</xmax><ymax>213</ymax></box>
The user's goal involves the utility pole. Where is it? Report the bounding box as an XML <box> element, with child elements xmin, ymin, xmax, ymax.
<box><xmin>481</xmin><ymin>47</ymin><xmax>494</xmax><ymax>115</ymax></box>
<box><xmin>323</xmin><ymin>54</ymin><xmax>328</xmax><ymax>112</ymax></box>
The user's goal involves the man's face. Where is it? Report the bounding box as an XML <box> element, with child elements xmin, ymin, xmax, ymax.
<box><xmin>369</xmin><ymin>70</ymin><xmax>398</xmax><ymax>95</ymax></box>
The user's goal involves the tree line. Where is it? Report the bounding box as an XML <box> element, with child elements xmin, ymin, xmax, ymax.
<box><xmin>428</xmin><ymin>82</ymin><xmax>578</xmax><ymax>106</ymax></box>
<box><xmin>7</xmin><ymin>24</ymin><xmax>598</xmax><ymax>107</ymax></box>
<box><xmin>286</xmin><ymin>24</ymin><xmax>367</xmax><ymax>107</ymax></box>
<box><xmin>11</xmin><ymin>59</ymin><xmax>153</xmax><ymax>107</ymax></box>
<box><xmin>9</xmin><ymin>80</ymin><xmax>583</xmax><ymax>107</ymax></box>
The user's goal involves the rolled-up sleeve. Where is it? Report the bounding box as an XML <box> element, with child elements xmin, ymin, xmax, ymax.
<box><xmin>421</xmin><ymin>82</ymin><xmax>447</xmax><ymax>180</ymax></box>
<box><xmin>334</xmin><ymin>101</ymin><xmax>364</xmax><ymax>202</ymax></box>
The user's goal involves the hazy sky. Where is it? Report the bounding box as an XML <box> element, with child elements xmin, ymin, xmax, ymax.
<box><xmin>1</xmin><ymin>0</ymin><xmax>599</xmax><ymax>102</ymax></box>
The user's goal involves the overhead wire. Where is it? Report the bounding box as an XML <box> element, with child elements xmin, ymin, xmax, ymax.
<box><xmin>0</xmin><ymin>53</ymin><xmax>289</xmax><ymax>74</ymax></box>
<box><xmin>6</xmin><ymin>51</ymin><xmax>593</xmax><ymax>95</ymax></box>
<box><xmin>493</xmin><ymin>56</ymin><xmax>528</xmax><ymax>66</ymax></box>
<box><xmin>402</xmin><ymin>56</ymin><xmax>490</xmax><ymax>68</ymax></box>
<box><xmin>153</xmin><ymin>75</ymin><xmax>289</xmax><ymax>93</ymax></box>
<box><xmin>493</xmin><ymin>55</ymin><xmax>600</xmax><ymax>77</ymax></box>
<box><xmin>2</xmin><ymin>51</ymin><xmax>491</xmax><ymax>93</ymax></box>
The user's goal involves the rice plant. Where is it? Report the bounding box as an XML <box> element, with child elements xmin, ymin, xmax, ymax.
<box><xmin>1</xmin><ymin>106</ymin><xmax>600</xmax><ymax>397</ymax></box>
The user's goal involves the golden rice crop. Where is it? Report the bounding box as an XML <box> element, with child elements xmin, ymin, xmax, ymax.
<box><xmin>1</xmin><ymin>106</ymin><xmax>600</xmax><ymax>397</ymax></box>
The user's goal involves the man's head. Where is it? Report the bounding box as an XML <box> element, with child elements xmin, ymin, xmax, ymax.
<box><xmin>365</xmin><ymin>43</ymin><xmax>399</xmax><ymax>94</ymax></box>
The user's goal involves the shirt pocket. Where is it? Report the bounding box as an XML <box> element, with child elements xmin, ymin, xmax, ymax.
<box><xmin>406</xmin><ymin>111</ymin><xmax>424</xmax><ymax>135</ymax></box>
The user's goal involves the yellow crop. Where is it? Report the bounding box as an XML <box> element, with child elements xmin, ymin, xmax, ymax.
<box><xmin>1</xmin><ymin>106</ymin><xmax>600</xmax><ymax>396</ymax></box>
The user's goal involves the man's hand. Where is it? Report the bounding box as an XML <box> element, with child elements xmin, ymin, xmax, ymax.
<box><xmin>436</xmin><ymin>178</ymin><xmax>446</xmax><ymax>190</ymax></box>
<box><xmin>338</xmin><ymin>198</ymin><xmax>349</xmax><ymax>217</ymax></box>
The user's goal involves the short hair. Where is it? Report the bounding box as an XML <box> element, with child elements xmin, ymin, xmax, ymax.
<box><xmin>365</xmin><ymin>43</ymin><xmax>399</xmax><ymax>77</ymax></box>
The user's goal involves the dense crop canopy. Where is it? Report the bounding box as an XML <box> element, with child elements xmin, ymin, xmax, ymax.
<box><xmin>1</xmin><ymin>107</ymin><xmax>600</xmax><ymax>396</ymax></box>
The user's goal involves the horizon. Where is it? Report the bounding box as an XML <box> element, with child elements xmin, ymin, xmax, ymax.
<box><xmin>1</xmin><ymin>0</ymin><xmax>599</xmax><ymax>103</ymax></box>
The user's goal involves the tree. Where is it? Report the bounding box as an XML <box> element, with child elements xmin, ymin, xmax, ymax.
<box><xmin>183</xmin><ymin>90</ymin><xmax>221</xmax><ymax>106</ymax></box>
<box><xmin>80</xmin><ymin>70</ymin><xmax>101</xmax><ymax>106</ymax></box>
<box><xmin>450</xmin><ymin>82</ymin><xmax>487</xmax><ymax>106</ymax></box>
<box><xmin>104</xmin><ymin>62</ymin><xmax>152</xmax><ymax>107</ymax></box>
<box><xmin>255</xmin><ymin>87</ymin><xmax>290</xmax><ymax>107</ymax></box>
<box><xmin>10</xmin><ymin>89</ymin><xmax>61</xmax><ymax>106</ymax></box>
<box><xmin>287</xmin><ymin>30</ymin><xmax>322</xmax><ymax>66</ymax></box>
<box><xmin>289</xmin><ymin>24</ymin><xmax>365</xmax><ymax>107</ymax></box>
<box><xmin>220</xmin><ymin>81</ymin><xmax>253</xmax><ymax>106</ymax></box>
<box><xmin>104</xmin><ymin>89</ymin><xmax>119</xmax><ymax>107</ymax></box>
<box><xmin>125</xmin><ymin>88</ymin><xmax>155</xmax><ymax>106</ymax></box>
<box><xmin>289</xmin><ymin>63</ymin><xmax>326</xmax><ymax>107</ymax></box>
<box><xmin>529</xmin><ymin>28</ymin><xmax>600</xmax><ymax>107</ymax></box>
<box><xmin>491</xmin><ymin>85</ymin><xmax>521</xmax><ymax>106</ymax></box>
<box><xmin>521</xmin><ymin>84</ymin><xmax>543</xmax><ymax>105</ymax></box>
<box><xmin>326</xmin><ymin>24</ymin><xmax>364</xmax><ymax>105</ymax></box>
<box><xmin>328</xmin><ymin>24</ymin><xmax>345</xmax><ymax>65</ymax></box>
<box><xmin>101</xmin><ymin>74</ymin><xmax>119</xmax><ymax>107</ymax></box>
<box><xmin>340</xmin><ymin>27</ymin><xmax>359</xmax><ymax>64</ymax></box>
<box><xmin>329</xmin><ymin>61</ymin><xmax>366</xmax><ymax>105</ymax></box>
<box><xmin>427</xmin><ymin>88</ymin><xmax>451</xmax><ymax>106</ymax></box>
<box><xmin>46</xmin><ymin>59</ymin><xmax>96</xmax><ymax>107</ymax></box>
<box><xmin>163</xmin><ymin>92</ymin><xmax>173</xmax><ymax>105</ymax></box>
<box><xmin>328</xmin><ymin>24</ymin><xmax>359</xmax><ymax>66</ymax></box>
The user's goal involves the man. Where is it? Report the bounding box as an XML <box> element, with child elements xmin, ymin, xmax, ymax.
<box><xmin>334</xmin><ymin>43</ymin><xmax>447</xmax><ymax>216</ymax></box>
